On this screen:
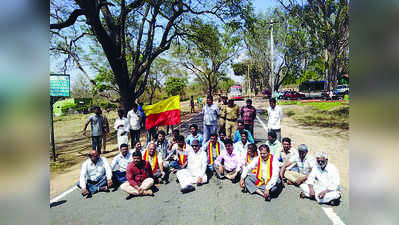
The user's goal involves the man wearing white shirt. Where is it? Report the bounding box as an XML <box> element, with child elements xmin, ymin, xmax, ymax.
<box><xmin>275</xmin><ymin>137</ymin><xmax>297</xmax><ymax>169</ymax></box>
<box><xmin>240</xmin><ymin>144</ymin><xmax>282</xmax><ymax>201</ymax></box>
<box><xmin>267</xmin><ymin>98</ymin><xmax>283</xmax><ymax>142</ymax></box>
<box><xmin>111</xmin><ymin>144</ymin><xmax>133</xmax><ymax>190</ymax></box>
<box><xmin>176</xmin><ymin>140</ymin><xmax>208</xmax><ymax>193</ymax></box>
<box><xmin>114</xmin><ymin>109</ymin><xmax>129</xmax><ymax>149</ymax></box>
<box><xmin>280</xmin><ymin>144</ymin><xmax>315</xmax><ymax>186</ymax></box>
<box><xmin>127</xmin><ymin>103</ymin><xmax>142</xmax><ymax>148</ymax></box>
<box><xmin>240</xmin><ymin>143</ymin><xmax>258</xmax><ymax>173</ymax></box>
<box><xmin>77</xmin><ymin>150</ymin><xmax>113</xmax><ymax>198</ymax></box>
<box><xmin>299</xmin><ymin>152</ymin><xmax>341</xmax><ymax>206</ymax></box>
<box><xmin>233</xmin><ymin>131</ymin><xmax>250</xmax><ymax>159</ymax></box>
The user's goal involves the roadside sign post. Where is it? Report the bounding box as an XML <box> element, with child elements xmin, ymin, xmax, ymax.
<box><xmin>50</xmin><ymin>74</ymin><xmax>70</xmax><ymax>162</ymax></box>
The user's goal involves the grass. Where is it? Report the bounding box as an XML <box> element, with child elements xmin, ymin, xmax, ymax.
<box><xmin>273</xmin><ymin>101</ymin><xmax>349</xmax><ymax>129</ymax></box>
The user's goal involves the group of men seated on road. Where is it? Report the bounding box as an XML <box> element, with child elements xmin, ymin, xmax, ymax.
<box><xmin>77</xmin><ymin>126</ymin><xmax>341</xmax><ymax>206</ymax></box>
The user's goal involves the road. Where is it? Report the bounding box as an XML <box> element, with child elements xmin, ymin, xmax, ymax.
<box><xmin>50</xmin><ymin>100</ymin><xmax>349</xmax><ymax>225</ymax></box>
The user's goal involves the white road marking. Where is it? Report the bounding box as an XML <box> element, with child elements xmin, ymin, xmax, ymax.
<box><xmin>50</xmin><ymin>186</ymin><xmax>78</xmax><ymax>203</ymax></box>
<box><xmin>256</xmin><ymin>114</ymin><xmax>268</xmax><ymax>131</ymax></box>
<box><xmin>322</xmin><ymin>207</ymin><xmax>346</xmax><ymax>225</ymax></box>
<box><xmin>257</xmin><ymin>112</ymin><xmax>346</xmax><ymax>225</ymax></box>
<box><xmin>50</xmin><ymin>113</ymin><xmax>200</xmax><ymax>204</ymax></box>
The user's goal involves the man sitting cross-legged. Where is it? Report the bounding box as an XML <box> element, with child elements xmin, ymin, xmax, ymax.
<box><xmin>142</xmin><ymin>143</ymin><xmax>168</xmax><ymax>183</ymax></box>
<box><xmin>240</xmin><ymin>144</ymin><xmax>282</xmax><ymax>201</ymax></box>
<box><xmin>77</xmin><ymin>150</ymin><xmax>113</xmax><ymax>198</ymax></box>
<box><xmin>176</xmin><ymin>140</ymin><xmax>208</xmax><ymax>194</ymax></box>
<box><xmin>299</xmin><ymin>152</ymin><xmax>341</xmax><ymax>206</ymax></box>
<box><xmin>279</xmin><ymin>144</ymin><xmax>315</xmax><ymax>186</ymax></box>
<box><xmin>214</xmin><ymin>138</ymin><xmax>242</xmax><ymax>182</ymax></box>
<box><xmin>201</xmin><ymin>133</ymin><xmax>226</xmax><ymax>172</ymax></box>
<box><xmin>164</xmin><ymin>135</ymin><xmax>192</xmax><ymax>173</ymax></box>
<box><xmin>110</xmin><ymin>143</ymin><xmax>132</xmax><ymax>191</ymax></box>
<box><xmin>120</xmin><ymin>151</ymin><xmax>155</xmax><ymax>200</ymax></box>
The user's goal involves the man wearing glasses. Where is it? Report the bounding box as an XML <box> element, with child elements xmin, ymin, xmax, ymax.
<box><xmin>176</xmin><ymin>140</ymin><xmax>208</xmax><ymax>193</ymax></box>
<box><xmin>299</xmin><ymin>152</ymin><xmax>341</xmax><ymax>206</ymax></box>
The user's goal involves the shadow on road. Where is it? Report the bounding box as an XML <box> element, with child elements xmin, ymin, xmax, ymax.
<box><xmin>50</xmin><ymin>200</ymin><xmax>67</xmax><ymax>208</ymax></box>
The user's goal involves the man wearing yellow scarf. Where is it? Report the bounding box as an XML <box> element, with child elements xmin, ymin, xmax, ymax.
<box><xmin>143</xmin><ymin>143</ymin><xmax>167</xmax><ymax>184</ymax></box>
<box><xmin>240</xmin><ymin>144</ymin><xmax>283</xmax><ymax>201</ymax></box>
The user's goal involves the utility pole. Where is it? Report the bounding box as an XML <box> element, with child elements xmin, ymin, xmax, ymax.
<box><xmin>270</xmin><ymin>19</ymin><xmax>274</xmax><ymax>93</ymax></box>
<box><xmin>247</xmin><ymin>62</ymin><xmax>250</xmax><ymax>97</ymax></box>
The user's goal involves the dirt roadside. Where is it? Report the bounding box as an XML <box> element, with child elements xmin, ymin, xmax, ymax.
<box><xmin>253</xmin><ymin>97</ymin><xmax>349</xmax><ymax>189</ymax></box>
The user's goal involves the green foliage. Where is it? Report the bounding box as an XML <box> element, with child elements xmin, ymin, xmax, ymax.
<box><xmin>164</xmin><ymin>77</ymin><xmax>187</xmax><ymax>97</ymax></box>
<box><xmin>93</xmin><ymin>66</ymin><xmax>117</xmax><ymax>94</ymax></box>
<box><xmin>61</xmin><ymin>103</ymin><xmax>77</xmax><ymax>114</ymax></box>
<box><xmin>217</xmin><ymin>77</ymin><xmax>236</xmax><ymax>92</ymax></box>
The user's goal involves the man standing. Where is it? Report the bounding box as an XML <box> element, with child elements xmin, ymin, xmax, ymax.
<box><xmin>265</xmin><ymin>130</ymin><xmax>283</xmax><ymax>156</ymax></box>
<box><xmin>225</xmin><ymin>98</ymin><xmax>240</xmax><ymax>139</ymax></box>
<box><xmin>120</xmin><ymin>151</ymin><xmax>155</xmax><ymax>200</ymax></box>
<box><xmin>267</xmin><ymin>98</ymin><xmax>283</xmax><ymax>142</ymax></box>
<box><xmin>101</xmin><ymin>107</ymin><xmax>110</xmax><ymax>153</ymax></box>
<box><xmin>190</xmin><ymin>95</ymin><xmax>195</xmax><ymax>113</ymax></box>
<box><xmin>299</xmin><ymin>152</ymin><xmax>341</xmax><ymax>206</ymax></box>
<box><xmin>77</xmin><ymin>150</ymin><xmax>113</xmax><ymax>198</ymax></box>
<box><xmin>202</xmin><ymin>133</ymin><xmax>226</xmax><ymax>172</ymax></box>
<box><xmin>241</xmin><ymin>99</ymin><xmax>257</xmax><ymax>138</ymax></box>
<box><xmin>83</xmin><ymin>106</ymin><xmax>105</xmax><ymax>154</ymax></box>
<box><xmin>218</xmin><ymin>96</ymin><xmax>228</xmax><ymax>134</ymax></box>
<box><xmin>280</xmin><ymin>144</ymin><xmax>315</xmax><ymax>186</ymax></box>
<box><xmin>240</xmin><ymin>144</ymin><xmax>282</xmax><ymax>201</ymax></box>
<box><xmin>214</xmin><ymin>138</ymin><xmax>242</xmax><ymax>182</ymax></box>
<box><xmin>114</xmin><ymin>109</ymin><xmax>129</xmax><ymax>149</ymax></box>
<box><xmin>142</xmin><ymin>143</ymin><xmax>167</xmax><ymax>183</ymax></box>
<box><xmin>186</xmin><ymin>124</ymin><xmax>204</xmax><ymax>148</ymax></box>
<box><xmin>127</xmin><ymin>103</ymin><xmax>142</xmax><ymax>148</ymax></box>
<box><xmin>176</xmin><ymin>140</ymin><xmax>208</xmax><ymax>193</ymax></box>
<box><xmin>202</xmin><ymin>96</ymin><xmax>220</xmax><ymax>142</ymax></box>
<box><xmin>233</xmin><ymin>120</ymin><xmax>255</xmax><ymax>144</ymax></box>
<box><xmin>110</xmin><ymin>144</ymin><xmax>132</xmax><ymax>190</ymax></box>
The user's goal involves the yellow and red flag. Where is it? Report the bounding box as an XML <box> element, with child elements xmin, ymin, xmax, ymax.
<box><xmin>143</xmin><ymin>96</ymin><xmax>180</xmax><ymax>130</ymax></box>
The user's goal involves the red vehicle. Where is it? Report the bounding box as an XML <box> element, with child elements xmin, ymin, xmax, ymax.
<box><xmin>229</xmin><ymin>85</ymin><xmax>243</xmax><ymax>100</ymax></box>
<box><xmin>281</xmin><ymin>91</ymin><xmax>305</xmax><ymax>100</ymax></box>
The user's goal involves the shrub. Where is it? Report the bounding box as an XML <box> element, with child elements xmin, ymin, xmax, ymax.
<box><xmin>61</xmin><ymin>103</ymin><xmax>77</xmax><ymax>114</ymax></box>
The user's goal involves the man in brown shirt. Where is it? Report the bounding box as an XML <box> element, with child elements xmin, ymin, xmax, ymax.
<box><xmin>225</xmin><ymin>98</ymin><xmax>240</xmax><ymax>139</ymax></box>
<box><xmin>120</xmin><ymin>151</ymin><xmax>154</xmax><ymax>200</ymax></box>
<box><xmin>218</xmin><ymin>96</ymin><xmax>228</xmax><ymax>133</ymax></box>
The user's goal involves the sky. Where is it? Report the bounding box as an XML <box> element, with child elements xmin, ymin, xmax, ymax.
<box><xmin>50</xmin><ymin>0</ymin><xmax>280</xmax><ymax>88</ymax></box>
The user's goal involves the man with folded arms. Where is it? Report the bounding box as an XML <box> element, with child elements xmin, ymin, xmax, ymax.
<box><xmin>176</xmin><ymin>140</ymin><xmax>208</xmax><ymax>193</ymax></box>
<box><xmin>280</xmin><ymin>144</ymin><xmax>315</xmax><ymax>186</ymax></box>
<box><xmin>224</xmin><ymin>98</ymin><xmax>240</xmax><ymax>139</ymax></box>
<box><xmin>240</xmin><ymin>144</ymin><xmax>282</xmax><ymax>201</ymax></box>
<box><xmin>120</xmin><ymin>151</ymin><xmax>155</xmax><ymax>200</ymax></box>
<box><xmin>78</xmin><ymin>150</ymin><xmax>113</xmax><ymax>198</ymax></box>
<box><xmin>110</xmin><ymin>143</ymin><xmax>132</xmax><ymax>190</ymax></box>
<box><xmin>299</xmin><ymin>152</ymin><xmax>341</xmax><ymax>206</ymax></box>
<box><xmin>214</xmin><ymin>138</ymin><xmax>242</xmax><ymax>182</ymax></box>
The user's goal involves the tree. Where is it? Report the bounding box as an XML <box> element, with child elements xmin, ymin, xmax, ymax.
<box><xmin>173</xmin><ymin>19</ymin><xmax>242</xmax><ymax>95</ymax></box>
<box><xmin>71</xmin><ymin>74</ymin><xmax>92</xmax><ymax>98</ymax></box>
<box><xmin>164</xmin><ymin>76</ymin><xmax>187</xmax><ymax>97</ymax></box>
<box><xmin>277</xmin><ymin>0</ymin><xmax>349</xmax><ymax>90</ymax></box>
<box><xmin>50</xmin><ymin>0</ymin><xmax>252</xmax><ymax>112</ymax></box>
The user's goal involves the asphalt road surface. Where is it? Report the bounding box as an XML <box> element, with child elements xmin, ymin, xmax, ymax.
<box><xmin>50</xmin><ymin>101</ymin><xmax>349</xmax><ymax>225</ymax></box>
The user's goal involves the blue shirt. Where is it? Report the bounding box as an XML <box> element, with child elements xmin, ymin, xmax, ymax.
<box><xmin>138</xmin><ymin>105</ymin><xmax>146</xmax><ymax>117</ymax></box>
<box><xmin>186</xmin><ymin>133</ymin><xmax>204</xmax><ymax>147</ymax></box>
<box><xmin>233</xmin><ymin>129</ymin><xmax>254</xmax><ymax>144</ymax></box>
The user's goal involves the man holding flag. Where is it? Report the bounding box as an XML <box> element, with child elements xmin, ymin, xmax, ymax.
<box><xmin>240</xmin><ymin>144</ymin><xmax>283</xmax><ymax>201</ymax></box>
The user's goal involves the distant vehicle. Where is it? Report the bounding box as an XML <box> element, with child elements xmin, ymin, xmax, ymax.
<box><xmin>334</xmin><ymin>84</ymin><xmax>349</xmax><ymax>95</ymax></box>
<box><xmin>229</xmin><ymin>85</ymin><xmax>243</xmax><ymax>100</ymax></box>
<box><xmin>280</xmin><ymin>91</ymin><xmax>305</xmax><ymax>100</ymax></box>
<box><xmin>298</xmin><ymin>80</ymin><xmax>327</xmax><ymax>98</ymax></box>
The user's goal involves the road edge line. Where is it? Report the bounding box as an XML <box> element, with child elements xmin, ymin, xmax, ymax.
<box><xmin>50</xmin><ymin>186</ymin><xmax>78</xmax><ymax>203</ymax></box>
<box><xmin>322</xmin><ymin>207</ymin><xmax>346</xmax><ymax>225</ymax></box>
<box><xmin>256</xmin><ymin>114</ymin><xmax>268</xmax><ymax>132</ymax></box>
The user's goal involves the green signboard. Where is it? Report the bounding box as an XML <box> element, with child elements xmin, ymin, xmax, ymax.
<box><xmin>50</xmin><ymin>74</ymin><xmax>70</xmax><ymax>97</ymax></box>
